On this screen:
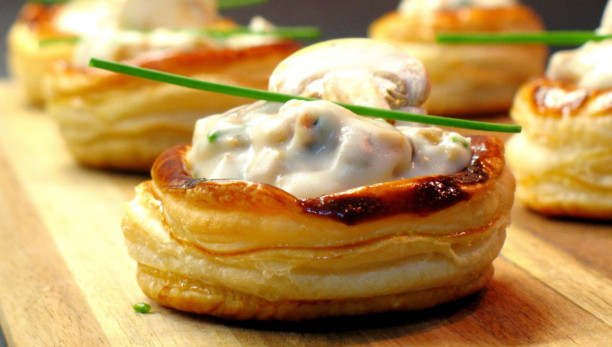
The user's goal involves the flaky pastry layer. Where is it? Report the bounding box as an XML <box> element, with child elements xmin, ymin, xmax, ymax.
<box><xmin>507</xmin><ymin>78</ymin><xmax>612</xmax><ymax>219</ymax></box>
<box><xmin>122</xmin><ymin>136</ymin><xmax>515</xmax><ymax>320</ymax></box>
<box><xmin>46</xmin><ymin>43</ymin><xmax>299</xmax><ymax>171</ymax></box>
<box><xmin>368</xmin><ymin>5</ymin><xmax>547</xmax><ymax>116</ymax></box>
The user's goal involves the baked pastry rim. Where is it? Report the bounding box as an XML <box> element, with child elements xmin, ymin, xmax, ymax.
<box><xmin>151</xmin><ymin>135</ymin><xmax>507</xmax><ymax>226</ymax></box>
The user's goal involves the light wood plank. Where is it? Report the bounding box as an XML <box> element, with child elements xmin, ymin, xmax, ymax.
<box><xmin>0</xmin><ymin>147</ymin><xmax>110</xmax><ymax>346</ymax></box>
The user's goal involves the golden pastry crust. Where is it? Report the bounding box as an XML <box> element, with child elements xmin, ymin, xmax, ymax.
<box><xmin>506</xmin><ymin>78</ymin><xmax>612</xmax><ymax>220</ymax></box>
<box><xmin>136</xmin><ymin>263</ymin><xmax>493</xmax><ymax>321</ymax></box>
<box><xmin>45</xmin><ymin>43</ymin><xmax>301</xmax><ymax>171</ymax></box>
<box><xmin>369</xmin><ymin>5</ymin><xmax>547</xmax><ymax>116</ymax></box>
<box><xmin>122</xmin><ymin>136</ymin><xmax>515</xmax><ymax>320</ymax></box>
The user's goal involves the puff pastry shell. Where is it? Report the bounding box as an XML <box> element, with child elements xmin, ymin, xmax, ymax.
<box><xmin>45</xmin><ymin>43</ymin><xmax>299</xmax><ymax>171</ymax></box>
<box><xmin>369</xmin><ymin>5</ymin><xmax>547</xmax><ymax>116</ymax></box>
<box><xmin>122</xmin><ymin>136</ymin><xmax>515</xmax><ymax>320</ymax></box>
<box><xmin>506</xmin><ymin>78</ymin><xmax>612</xmax><ymax>219</ymax></box>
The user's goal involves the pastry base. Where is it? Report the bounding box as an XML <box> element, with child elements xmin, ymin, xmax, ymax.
<box><xmin>136</xmin><ymin>263</ymin><xmax>493</xmax><ymax>321</ymax></box>
<box><xmin>506</xmin><ymin>79</ymin><xmax>612</xmax><ymax>220</ymax></box>
<box><xmin>122</xmin><ymin>137</ymin><xmax>514</xmax><ymax>320</ymax></box>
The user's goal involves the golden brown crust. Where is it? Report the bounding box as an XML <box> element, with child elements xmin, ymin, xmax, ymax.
<box><xmin>369</xmin><ymin>5</ymin><xmax>547</xmax><ymax>116</ymax></box>
<box><xmin>14</xmin><ymin>3</ymin><xmax>65</xmax><ymax>37</ymax></box>
<box><xmin>369</xmin><ymin>5</ymin><xmax>545</xmax><ymax>43</ymax></box>
<box><xmin>14</xmin><ymin>2</ymin><xmax>235</xmax><ymax>38</ymax></box>
<box><xmin>121</xmin><ymin>135</ymin><xmax>514</xmax><ymax>319</ymax></box>
<box><xmin>514</xmin><ymin>78</ymin><xmax>612</xmax><ymax>118</ymax></box>
<box><xmin>506</xmin><ymin>78</ymin><xmax>612</xmax><ymax>220</ymax></box>
<box><xmin>153</xmin><ymin>136</ymin><xmax>506</xmax><ymax>224</ymax></box>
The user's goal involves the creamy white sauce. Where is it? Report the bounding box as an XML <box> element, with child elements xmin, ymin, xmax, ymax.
<box><xmin>186</xmin><ymin>100</ymin><xmax>472</xmax><ymax>199</ymax></box>
<box><xmin>187</xmin><ymin>38</ymin><xmax>472</xmax><ymax>198</ymax></box>
<box><xmin>54</xmin><ymin>0</ymin><xmax>283</xmax><ymax>67</ymax></box>
<box><xmin>546</xmin><ymin>0</ymin><xmax>612</xmax><ymax>89</ymax></box>
<box><xmin>269</xmin><ymin>39</ymin><xmax>430</xmax><ymax>112</ymax></box>
<box><xmin>398</xmin><ymin>0</ymin><xmax>518</xmax><ymax>14</ymax></box>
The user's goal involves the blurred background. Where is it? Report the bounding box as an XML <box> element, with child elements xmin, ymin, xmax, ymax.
<box><xmin>0</xmin><ymin>0</ymin><xmax>607</xmax><ymax>78</ymax></box>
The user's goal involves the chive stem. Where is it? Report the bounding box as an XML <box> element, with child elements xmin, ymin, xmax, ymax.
<box><xmin>133</xmin><ymin>302</ymin><xmax>151</xmax><ymax>314</ymax></box>
<box><xmin>219</xmin><ymin>0</ymin><xmax>268</xmax><ymax>9</ymax></box>
<box><xmin>193</xmin><ymin>26</ymin><xmax>320</xmax><ymax>40</ymax></box>
<box><xmin>28</xmin><ymin>0</ymin><xmax>70</xmax><ymax>4</ymax></box>
<box><xmin>437</xmin><ymin>31</ymin><xmax>612</xmax><ymax>45</ymax></box>
<box><xmin>38</xmin><ymin>37</ymin><xmax>80</xmax><ymax>47</ymax></box>
<box><xmin>38</xmin><ymin>25</ymin><xmax>319</xmax><ymax>47</ymax></box>
<box><xmin>89</xmin><ymin>58</ymin><xmax>521</xmax><ymax>133</ymax></box>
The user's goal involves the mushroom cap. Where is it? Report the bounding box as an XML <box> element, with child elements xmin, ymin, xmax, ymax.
<box><xmin>268</xmin><ymin>38</ymin><xmax>430</xmax><ymax>110</ymax></box>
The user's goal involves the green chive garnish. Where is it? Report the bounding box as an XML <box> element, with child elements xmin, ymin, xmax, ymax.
<box><xmin>219</xmin><ymin>0</ymin><xmax>267</xmax><ymax>9</ymax></box>
<box><xmin>208</xmin><ymin>132</ymin><xmax>220</xmax><ymax>143</ymax></box>
<box><xmin>133</xmin><ymin>302</ymin><xmax>151</xmax><ymax>314</ymax></box>
<box><xmin>38</xmin><ymin>37</ymin><xmax>80</xmax><ymax>47</ymax></box>
<box><xmin>437</xmin><ymin>31</ymin><xmax>612</xmax><ymax>45</ymax></box>
<box><xmin>192</xmin><ymin>26</ymin><xmax>320</xmax><ymax>40</ymax></box>
<box><xmin>38</xmin><ymin>26</ymin><xmax>319</xmax><ymax>47</ymax></box>
<box><xmin>89</xmin><ymin>58</ymin><xmax>521</xmax><ymax>133</ymax></box>
<box><xmin>451</xmin><ymin>136</ymin><xmax>470</xmax><ymax>149</ymax></box>
<box><xmin>28</xmin><ymin>0</ymin><xmax>71</xmax><ymax>4</ymax></box>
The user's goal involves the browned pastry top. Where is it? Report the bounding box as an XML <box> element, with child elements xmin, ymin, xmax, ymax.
<box><xmin>48</xmin><ymin>41</ymin><xmax>302</xmax><ymax>96</ymax></box>
<box><xmin>17</xmin><ymin>3</ymin><xmax>66</xmax><ymax>37</ymax></box>
<box><xmin>370</xmin><ymin>5</ymin><xmax>544</xmax><ymax>43</ymax></box>
<box><xmin>152</xmin><ymin>135</ymin><xmax>506</xmax><ymax>225</ymax></box>
<box><xmin>517</xmin><ymin>78</ymin><xmax>612</xmax><ymax>118</ymax></box>
<box><xmin>16</xmin><ymin>2</ymin><xmax>236</xmax><ymax>38</ymax></box>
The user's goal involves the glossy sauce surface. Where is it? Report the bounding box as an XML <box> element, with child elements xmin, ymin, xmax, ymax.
<box><xmin>186</xmin><ymin>100</ymin><xmax>473</xmax><ymax>199</ymax></box>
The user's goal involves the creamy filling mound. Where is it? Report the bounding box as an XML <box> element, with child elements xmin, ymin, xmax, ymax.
<box><xmin>186</xmin><ymin>100</ymin><xmax>472</xmax><ymax>199</ymax></box>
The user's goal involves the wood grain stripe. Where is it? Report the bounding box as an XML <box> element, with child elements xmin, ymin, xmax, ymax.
<box><xmin>502</xmin><ymin>223</ymin><xmax>612</xmax><ymax>326</ymax></box>
<box><xmin>0</xmin><ymin>147</ymin><xmax>110</xmax><ymax>346</ymax></box>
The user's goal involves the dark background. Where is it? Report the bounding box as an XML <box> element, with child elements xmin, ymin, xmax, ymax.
<box><xmin>0</xmin><ymin>0</ymin><xmax>608</xmax><ymax>77</ymax></box>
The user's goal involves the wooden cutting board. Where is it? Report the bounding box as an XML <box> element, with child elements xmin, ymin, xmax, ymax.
<box><xmin>0</xmin><ymin>81</ymin><xmax>610</xmax><ymax>346</ymax></box>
